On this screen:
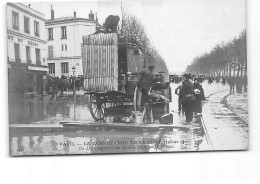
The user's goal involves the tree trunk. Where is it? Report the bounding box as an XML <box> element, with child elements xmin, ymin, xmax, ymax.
<box><xmin>244</xmin><ymin>62</ymin><xmax>247</xmax><ymax>76</ymax></box>
<box><xmin>237</xmin><ymin>62</ymin><xmax>242</xmax><ymax>77</ymax></box>
<box><xmin>233</xmin><ymin>61</ymin><xmax>236</xmax><ymax>77</ymax></box>
<box><xmin>229</xmin><ymin>62</ymin><xmax>232</xmax><ymax>77</ymax></box>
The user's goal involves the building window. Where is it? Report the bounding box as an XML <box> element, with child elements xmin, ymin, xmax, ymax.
<box><xmin>26</xmin><ymin>46</ymin><xmax>31</xmax><ymax>64</ymax></box>
<box><xmin>48</xmin><ymin>28</ymin><xmax>53</xmax><ymax>40</ymax></box>
<box><xmin>61</xmin><ymin>26</ymin><xmax>67</xmax><ymax>39</ymax></box>
<box><xmin>14</xmin><ymin>43</ymin><xmax>20</xmax><ymax>61</ymax></box>
<box><xmin>12</xmin><ymin>11</ymin><xmax>19</xmax><ymax>30</ymax></box>
<box><xmin>48</xmin><ymin>63</ymin><xmax>55</xmax><ymax>75</ymax></box>
<box><xmin>34</xmin><ymin>21</ymin><xmax>39</xmax><ymax>37</ymax></box>
<box><xmin>48</xmin><ymin>45</ymin><xmax>54</xmax><ymax>58</ymax></box>
<box><xmin>24</xmin><ymin>16</ymin><xmax>30</xmax><ymax>34</ymax></box>
<box><xmin>35</xmin><ymin>48</ymin><xmax>41</xmax><ymax>65</ymax></box>
<box><xmin>61</xmin><ymin>44</ymin><xmax>67</xmax><ymax>51</ymax></box>
<box><xmin>61</xmin><ymin>62</ymin><xmax>69</xmax><ymax>74</ymax></box>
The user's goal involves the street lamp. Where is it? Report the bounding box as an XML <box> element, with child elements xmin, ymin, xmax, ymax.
<box><xmin>72</xmin><ymin>66</ymin><xmax>76</xmax><ymax>96</ymax></box>
<box><xmin>143</xmin><ymin>59</ymin><xmax>146</xmax><ymax>68</ymax></box>
<box><xmin>72</xmin><ymin>66</ymin><xmax>76</xmax><ymax>120</ymax></box>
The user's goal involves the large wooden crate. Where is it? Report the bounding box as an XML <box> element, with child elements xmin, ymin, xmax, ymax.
<box><xmin>82</xmin><ymin>33</ymin><xmax>118</xmax><ymax>92</ymax></box>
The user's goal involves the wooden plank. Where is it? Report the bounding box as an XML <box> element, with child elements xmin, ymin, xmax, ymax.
<box><xmin>10</xmin><ymin>124</ymin><xmax>63</xmax><ymax>128</ymax></box>
<box><xmin>60</xmin><ymin>121</ymin><xmax>188</xmax><ymax>130</ymax></box>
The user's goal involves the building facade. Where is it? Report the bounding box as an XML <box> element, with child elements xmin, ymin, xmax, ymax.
<box><xmin>7</xmin><ymin>3</ymin><xmax>47</xmax><ymax>95</ymax></box>
<box><xmin>46</xmin><ymin>9</ymin><xmax>102</xmax><ymax>77</ymax></box>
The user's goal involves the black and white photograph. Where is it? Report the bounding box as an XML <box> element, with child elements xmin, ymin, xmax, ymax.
<box><xmin>7</xmin><ymin>0</ymin><xmax>248</xmax><ymax>156</ymax></box>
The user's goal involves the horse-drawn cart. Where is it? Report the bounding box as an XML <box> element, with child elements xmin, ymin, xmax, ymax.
<box><xmin>82</xmin><ymin>32</ymin><xmax>171</xmax><ymax>123</ymax></box>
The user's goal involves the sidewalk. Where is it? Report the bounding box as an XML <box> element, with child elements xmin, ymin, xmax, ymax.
<box><xmin>201</xmin><ymin>90</ymin><xmax>248</xmax><ymax>150</ymax></box>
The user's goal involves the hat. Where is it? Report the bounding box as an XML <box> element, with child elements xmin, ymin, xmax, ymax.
<box><xmin>148</xmin><ymin>65</ymin><xmax>155</xmax><ymax>70</ymax></box>
<box><xmin>182</xmin><ymin>73</ymin><xmax>191</xmax><ymax>79</ymax></box>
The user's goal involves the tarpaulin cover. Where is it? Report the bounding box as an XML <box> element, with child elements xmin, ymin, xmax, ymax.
<box><xmin>82</xmin><ymin>33</ymin><xmax>118</xmax><ymax>92</ymax></box>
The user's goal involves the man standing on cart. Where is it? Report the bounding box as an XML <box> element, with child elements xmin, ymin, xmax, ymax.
<box><xmin>136</xmin><ymin>65</ymin><xmax>155</xmax><ymax>111</ymax></box>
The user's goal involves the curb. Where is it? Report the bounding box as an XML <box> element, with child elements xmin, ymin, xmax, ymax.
<box><xmin>223</xmin><ymin>94</ymin><xmax>248</xmax><ymax>124</ymax></box>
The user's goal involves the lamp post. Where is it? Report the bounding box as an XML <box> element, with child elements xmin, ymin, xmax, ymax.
<box><xmin>143</xmin><ymin>59</ymin><xmax>146</xmax><ymax>68</ymax></box>
<box><xmin>72</xmin><ymin>66</ymin><xmax>76</xmax><ymax>120</ymax></box>
<box><xmin>72</xmin><ymin>66</ymin><xmax>76</xmax><ymax>97</ymax></box>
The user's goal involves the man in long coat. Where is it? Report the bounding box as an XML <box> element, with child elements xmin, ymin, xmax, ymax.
<box><xmin>179</xmin><ymin>74</ymin><xmax>195</xmax><ymax>123</ymax></box>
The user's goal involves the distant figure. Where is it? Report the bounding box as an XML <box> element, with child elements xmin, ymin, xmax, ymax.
<box><xmin>228</xmin><ymin>77</ymin><xmax>235</xmax><ymax>94</ymax></box>
<box><xmin>179</xmin><ymin>73</ymin><xmax>195</xmax><ymax>123</ymax></box>
<box><xmin>222</xmin><ymin>78</ymin><xmax>226</xmax><ymax>85</ymax></box>
<box><xmin>208</xmin><ymin>77</ymin><xmax>213</xmax><ymax>85</ymax></box>
<box><xmin>236</xmin><ymin>77</ymin><xmax>243</xmax><ymax>94</ymax></box>
<box><xmin>193</xmin><ymin>78</ymin><xmax>205</xmax><ymax>115</ymax></box>
<box><xmin>104</xmin><ymin>15</ymin><xmax>120</xmax><ymax>33</ymax></box>
<box><xmin>243</xmin><ymin>75</ymin><xmax>247</xmax><ymax>92</ymax></box>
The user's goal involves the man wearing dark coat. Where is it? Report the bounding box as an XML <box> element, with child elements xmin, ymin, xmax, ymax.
<box><xmin>193</xmin><ymin>78</ymin><xmax>206</xmax><ymax>114</ymax></box>
<box><xmin>135</xmin><ymin>65</ymin><xmax>155</xmax><ymax>111</ymax></box>
<box><xmin>179</xmin><ymin>74</ymin><xmax>195</xmax><ymax>123</ymax></box>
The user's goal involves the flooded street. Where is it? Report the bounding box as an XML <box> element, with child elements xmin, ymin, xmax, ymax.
<box><xmin>9</xmin><ymin>94</ymin><xmax>93</xmax><ymax>125</ymax></box>
<box><xmin>9</xmin><ymin>82</ymin><xmax>248</xmax><ymax>156</ymax></box>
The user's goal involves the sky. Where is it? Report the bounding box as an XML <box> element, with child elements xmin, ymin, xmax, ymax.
<box><xmin>23</xmin><ymin>0</ymin><xmax>246</xmax><ymax>74</ymax></box>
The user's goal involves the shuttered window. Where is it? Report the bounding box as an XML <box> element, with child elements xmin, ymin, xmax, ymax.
<box><xmin>48</xmin><ymin>45</ymin><xmax>53</xmax><ymax>58</ymax></box>
<box><xmin>24</xmin><ymin>16</ymin><xmax>30</xmax><ymax>34</ymax></box>
<box><xmin>61</xmin><ymin>62</ymin><xmax>69</xmax><ymax>74</ymax></box>
<box><xmin>12</xmin><ymin>11</ymin><xmax>19</xmax><ymax>30</ymax></box>
<box><xmin>48</xmin><ymin>63</ymin><xmax>55</xmax><ymax>75</ymax></box>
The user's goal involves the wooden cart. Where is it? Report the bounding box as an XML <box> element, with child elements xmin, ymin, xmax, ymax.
<box><xmin>82</xmin><ymin>32</ymin><xmax>171</xmax><ymax>122</ymax></box>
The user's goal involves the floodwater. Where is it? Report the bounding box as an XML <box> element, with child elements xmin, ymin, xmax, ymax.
<box><xmin>9</xmin><ymin>94</ymin><xmax>93</xmax><ymax>125</ymax></box>
<box><xmin>9</xmin><ymin>82</ymin><xmax>240</xmax><ymax>156</ymax></box>
<box><xmin>10</xmin><ymin>120</ymin><xmax>207</xmax><ymax>156</ymax></box>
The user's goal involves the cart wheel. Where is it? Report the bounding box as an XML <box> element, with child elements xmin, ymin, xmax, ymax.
<box><xmin>89</xmin><ymin>94</ymin><xmax>105</xmax><ymax>122</ymax></box>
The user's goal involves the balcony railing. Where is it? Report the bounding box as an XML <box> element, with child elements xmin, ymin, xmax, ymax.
<box><xmin>13</xmin><ymin>25</ymin><xmax>19</xmax><ymax>31</ymax></box>
<box><xmin>36</xmin><ymin>60</ymin><xmax>41</xmax><ymax>66</ymax></box>
<box><xmin>15</xmin><ymin>58</ymin><xmax>21</xmax><ymax>63</ymax></box>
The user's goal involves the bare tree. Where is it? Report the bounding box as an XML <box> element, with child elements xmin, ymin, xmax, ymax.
<box><xmin>186</xmin><ymin>30</ymin><xmax>246</xmax><ymax>78</ymax></box>
<box><xmin>118</xmin><ymin>6</ymin><xmax>168</xmax><ymax>73</ymax></box>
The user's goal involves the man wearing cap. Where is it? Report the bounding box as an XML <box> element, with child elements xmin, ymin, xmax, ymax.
<box><xmin>179</xmin><ymin>73</ymin><xmax>195</xmax><ymax>123</ymax></box>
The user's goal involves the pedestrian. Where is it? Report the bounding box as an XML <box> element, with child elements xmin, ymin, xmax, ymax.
<box><xmin>243</xmin><ymin>75</ymin><xmax>247</xmax><ymax>92</ymax></box>
<box><xmin>175</xmin><ymin>84</ymin><xmax>183</xmax><ymax>114</ymax></box>
<box><xmin>236</xmin><ymin>77</ymin><xmax>243</xmax><ymax>94</ymax></box>
<box><xmin>228</xmin><ymin>77</ymin><xmax>235</xmax><ymax>94</ymax></box>
<box><xmin>179</xmin><ymin>73</ymin><xmax>195</xmax><ymax>123</ymax></box>
<box><xmin>193</xmin><ymin>78</ymin><xmax>205</xmax><ymax>115</ymax></box>
<box><xmin>222</xmin><ymin>78</ymin><xmax>226</xmax><ymax>85</ymax></box>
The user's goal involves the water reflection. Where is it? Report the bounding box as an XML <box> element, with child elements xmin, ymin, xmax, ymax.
<box><xmin>9</xmin><ymin>95</ymin><xmax>93</xmax><ymax>124</ymax></box>
<box><xmin>10</xmin><ymin>118</ymin><xmax>207</xmax><ymax>156</ymax></box>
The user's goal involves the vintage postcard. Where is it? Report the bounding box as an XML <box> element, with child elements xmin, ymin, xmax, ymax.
<box><xmin>7</xmin><ymin>0</ymin><xmax>248</xmax><ymax>156</ymax></box>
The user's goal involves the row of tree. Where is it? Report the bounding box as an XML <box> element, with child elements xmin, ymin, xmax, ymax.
<box><xmin>186</xmin><ymin>30</ymin><xmax>247</xmax><ymax>78</ymax></box>
<box><xmin>119</xmin><ymin>5</ymin><xmax>168</xmax><ymax>73</ymax></box>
